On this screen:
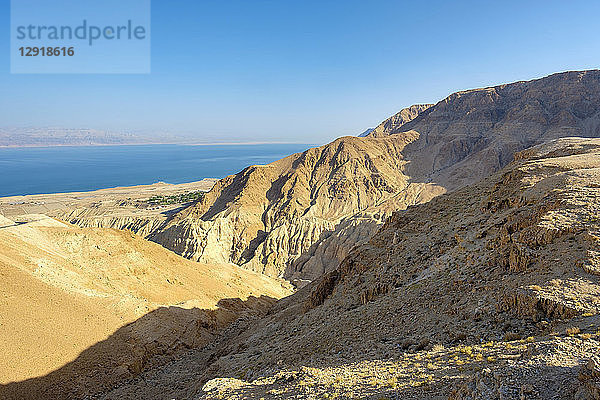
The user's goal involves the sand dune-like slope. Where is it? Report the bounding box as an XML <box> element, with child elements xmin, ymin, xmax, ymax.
<box><xmin>0</xmin><ymin>214</ymin><xmax>291</xmax><ymax>398</ymax></box>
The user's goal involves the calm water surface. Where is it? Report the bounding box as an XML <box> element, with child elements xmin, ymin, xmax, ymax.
<box><xmin>0</xmin><ymin>143</ymin><xmax>314</xmax><ymax>197</ymax></box>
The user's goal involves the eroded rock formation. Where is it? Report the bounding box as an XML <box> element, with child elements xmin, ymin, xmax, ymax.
<box><xmin>93</xmin><ymin>137</ymin><xmax>600</xmax><ymax>400</ymax></box>
<box><xmin>151</xmin><ymin>70</ymin><xmax>600</xmax><ymax>281</ymax></box>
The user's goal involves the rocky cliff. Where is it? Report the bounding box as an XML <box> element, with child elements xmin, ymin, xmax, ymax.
<box><xmin>150</xmin><ymin>133</ymin><xmax>444</xmax><ymax>280</ymax></box>
<box><xmin>367</xmin><ymin>70</ymin><xmax>600</xmax><ymax>189</ymax></box>
<box><xmin>100</xmin><ymin>137</ymin><xmax>600</xmax><ymax>400</ymax></box>
<box><xmin>151</xmin><ymin>70</ymin><xmax>600</xmax><ymax>282</ymax></box>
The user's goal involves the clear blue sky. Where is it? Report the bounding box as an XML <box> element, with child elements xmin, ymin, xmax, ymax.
<box><xmin>1</xmin><ymin>0</ymin><xmax>599</xmax><ymax>144</ymax></box>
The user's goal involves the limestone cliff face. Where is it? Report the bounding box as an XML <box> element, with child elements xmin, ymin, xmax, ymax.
<box><xmin>150</xmin><ymin>133</ymin><xmax>444</xmax><ymax>279</ymax></box>
<box><xmin>152</xmin><ymin>70</ymin><xmax>600</xmax><ymax>280</ymax></box>
<box><xmin>368</xmin><ymin>70</ymin><xmax>600</xmax><ymax>190</ymax></box>
<box><xmin>58</xmin><ymin>211</ymin><xmax>168</xmax><ymax>238</ymax></box>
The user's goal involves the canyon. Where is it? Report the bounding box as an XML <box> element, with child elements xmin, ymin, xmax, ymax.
<box><xmin>97</xmin><ymin>136</ymin><xmax>600</xmax><ymax>400</ymax></box>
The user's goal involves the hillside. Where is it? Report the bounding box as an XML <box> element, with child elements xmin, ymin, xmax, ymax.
<box><xmin>147</xmin><ymin>70</ymin><xmax>600</xmax><ymax>282</ymax></box>
<box><xmin>366</xmin><ymin>70</ymin><xmax>600</xmax><ymax>189</ymax></box>
<box><xmin>0</xmin><ymin>179</ymin><xmax>217</xmax><ymax>238</ymax></box>
<box><xmin>96</xmin><ymin>137</ymin><xmax>600</xmax><ymax>399</ymax></box>
<box><xmin>150</xmin><ymin>134</ymin><xmax>445</xmax><ymax>281</ymax></box>
<box><xmin>0</xmin><ymin>214</ymin><xmax>291</xmax><ymax>399</ymax></box>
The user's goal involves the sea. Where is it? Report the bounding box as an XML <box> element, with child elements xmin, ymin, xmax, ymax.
<box><xmin>0</xmin><ymin>143</ymin><xmax>315</xmax><ymax>197</ymax></box>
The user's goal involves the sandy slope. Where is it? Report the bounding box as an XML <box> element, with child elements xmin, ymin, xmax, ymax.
<box><xmin>0</xmin><ymin>214</ymin><xmax>291</xmax><ymax>388</ymax></box>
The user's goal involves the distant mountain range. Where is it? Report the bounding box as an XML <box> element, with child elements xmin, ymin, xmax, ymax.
<box><xmin>0</xmin><ymin>128</ymin><xmax>324</xmax><ymax>147</ymax></box>
<box><xmin>0</xmin><ymin>126</ymin><xmax>399</xmax><ymax>147</ymax></box>
<box><xmin>0</xmin><ymin>128</ymin><xmax>174</xmax><ymax>147</ymax></box>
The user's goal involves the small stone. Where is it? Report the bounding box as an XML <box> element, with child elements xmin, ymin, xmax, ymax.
<box><xmin>521</xmin><ymin>383</ymin><xmax>534</xmax><ymax>393</ymax></box>
<box><xmin>586</xmin><ymin>356</ymin><xmax>600</xmax><ymax>378</ymax></box>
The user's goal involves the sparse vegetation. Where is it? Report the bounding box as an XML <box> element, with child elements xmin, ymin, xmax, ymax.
<box><xmin>566</xmin><ymin>327</ymin><xmax>581</xmax><ymax>336</ymax></box>
<box><xmin>583</xmin><ymin>312</ymin><xmax>595</xmax><ymax>317</ymax></box>
<box><xmin>503</xmin><ymin>332</ymin><xmax>521</xmax><ymax>342</ymax></box>
<box><xmin>386</xmin><ymin>376</ymin><xmax>397</xmax><ymax>388</ymax></box>
<box><xmin>146</xmin><ymin>191</ymin><xmax>205</xmax><ymax>205</ymax></box>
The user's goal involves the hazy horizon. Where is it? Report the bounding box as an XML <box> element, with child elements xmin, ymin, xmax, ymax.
<box><xmin>2</xmin><ymin>0</ymin><xmax>599</xmax><ymax>143</ymax></box>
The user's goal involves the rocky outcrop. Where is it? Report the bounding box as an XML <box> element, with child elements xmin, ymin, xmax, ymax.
<box><xmin>151</xmin><ymin>133</ymin><xmax>445</xmax><ymax>279</ymax></box>
<box><xmin>367</xmin><ymin>103</ymin><xmax>433</xmax><ymax>138</ymax></box>
<box><xmin>93</xmin><ymin>138</ymin><xmax>600</xmax><ymax>400</ymax></box>
<box><xmin>149</xmin><ymin>71</ymin><xmax>600</xmax><ymax>281</ymax></box>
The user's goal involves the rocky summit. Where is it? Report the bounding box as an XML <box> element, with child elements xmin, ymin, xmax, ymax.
<box><xmin>147</xmin><ymin>70</ymin><xmax>600</xmax><ymax>283</ymax></box>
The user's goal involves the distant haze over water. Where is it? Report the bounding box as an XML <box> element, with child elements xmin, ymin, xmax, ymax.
<box><xmin>0</xmin><ymin>144</ymin><xmax>314</xmax><ymax>197</ymax></box>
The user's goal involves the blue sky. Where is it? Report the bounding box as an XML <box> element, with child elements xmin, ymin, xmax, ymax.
<box><xmin>1</xmin><ymin>0</ymin><xmax>599</xmax><ymax>144</ymax></box>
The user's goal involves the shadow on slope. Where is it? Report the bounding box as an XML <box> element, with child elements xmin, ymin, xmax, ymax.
<box><xmin>0</xmin><ymin>295</ymin><xmax>277</xmax><ymax>400</ymax></box>
<box><xmin>85</xmin><ymin>134</ymin><xmax>600</xmax><ymax>398</ymax></box>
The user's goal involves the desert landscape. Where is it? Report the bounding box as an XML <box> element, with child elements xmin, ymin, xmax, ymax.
<box><xmin>0</xmin><ymin>179</ymin><xmax>217</xmax><ymax>237</ymax></box>
<box><xmin>0</xmin><ymin>212</ymin><xmax>291</xmax><ymax>396</ymax></box>
<box><xmin>1</xmin><ymin>70</ymin><xmax>600</xmax><ymax>399</ymax></box>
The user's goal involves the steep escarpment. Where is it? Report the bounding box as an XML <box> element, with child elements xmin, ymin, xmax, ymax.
<box><xmin>59</xmin><ymin>212</ymin><xmax>168</xmax><ymax>237</ymax></box>
<box><xmin>99</xmin><ymin>137</ymin><xmax>600</xmax><ymax>400</ymax></box>
<box><xmin>368</xmin><ymin>70</ymin><xmax>600</xmax><ymax>190</ymax></box>
<box><xmin>151</xmin><ymin>70</ymin><xmax>600</xmax><ymax>281</ymax></box>
<box><xmin>151</xmin><ymin>133</ymin><xmax>445</xmax><ymax>280</ymax></box>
